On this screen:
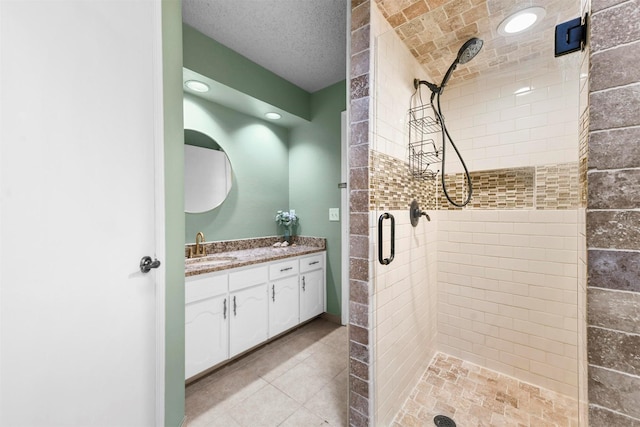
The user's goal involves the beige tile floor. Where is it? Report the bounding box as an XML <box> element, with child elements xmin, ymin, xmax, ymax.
<box><xmin>186</xmin><ymin>318</ymin><xmax>348</xmax><ymax>427</ymax></box>
<box><xmin>393</xmin><ymin>353</ymin><xmax>579</xmax><ymax>427</ymax></box>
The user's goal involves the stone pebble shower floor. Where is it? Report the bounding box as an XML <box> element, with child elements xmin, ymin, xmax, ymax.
<box><xmin>393</xmin><ymin>353</ymin><xmax>578</xmax><ymax>427</ymax></box>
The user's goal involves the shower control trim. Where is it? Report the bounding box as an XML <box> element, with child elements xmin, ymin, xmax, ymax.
<box><xmin>410</xmin><ymin>200</ymin><xmax>430</xmax><ymax>227</ymax></box>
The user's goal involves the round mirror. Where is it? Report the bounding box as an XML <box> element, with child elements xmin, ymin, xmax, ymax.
<box><xmin>184</xmin><ymin>129</ymin><xmax>232</xmax><ymax>213</ymax></box>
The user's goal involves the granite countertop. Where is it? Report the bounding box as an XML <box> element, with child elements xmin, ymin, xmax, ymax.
<box><xmin>185</xmin><ymin>236</ymin><xmax>326</xmax><ymax>277</ymax></box>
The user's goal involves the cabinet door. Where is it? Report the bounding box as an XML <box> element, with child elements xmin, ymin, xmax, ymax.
<box><xmin>230</xmin><ymin>284</ymin><xmax>268</xmax><ymax>357</ymax></box>
<box><xmin>269</xmin><ymin>276</ymin><xmax>299</xmax><ymax>338</ymax></box>
<box><xmin>185</xmin><ymin>294</ymin><xmax>228</xmax><ymax>379</ymax></box>
<box><xmin>300</xmin><ymin>269</ymin><xmax>325</xmax><ymax>323</ymax></box>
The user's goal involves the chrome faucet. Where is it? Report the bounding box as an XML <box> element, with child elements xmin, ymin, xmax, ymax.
<box><xmin>190</xmin><ymin>232</ymin><xmax>207</xmax><ymax>258</ymax></box>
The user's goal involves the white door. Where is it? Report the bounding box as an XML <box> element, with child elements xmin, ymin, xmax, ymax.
<box><xmin>0</xmin><ymin>2</ymin><xmax>164</xmax><ymax>426</ymax></box>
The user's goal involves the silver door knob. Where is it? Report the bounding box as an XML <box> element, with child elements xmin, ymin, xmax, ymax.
<box><xmin>140</xmin><ymin>256</ymin><xmax>161</xmax><ymax>273</ymax></box>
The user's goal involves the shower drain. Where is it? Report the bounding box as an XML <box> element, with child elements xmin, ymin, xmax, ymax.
<box><xmin>433</xmin><ymin>415</ymin><xmax>457</xmax><ymax>427</ymax></box>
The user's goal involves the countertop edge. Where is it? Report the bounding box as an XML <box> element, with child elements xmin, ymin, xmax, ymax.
<box><xmin>185</xmin><ymin>246</ymin><xmax>325</xmax><ymax>277</ymax></box>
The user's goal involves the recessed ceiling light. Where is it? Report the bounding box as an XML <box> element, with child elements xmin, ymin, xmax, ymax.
<box><xmin>498</xmin><ymin>7</ymin><xmax>546</xmax><ymax>36</ymax></box>
<box><xmin>265</xmin><ymin>112</ymin><xmax>282</xmax><ymax>120</ymax></box>
<box><xmin>185</xmin><ymin>80</ymin><xmax>210</xmax><ymax>92</ymax></box>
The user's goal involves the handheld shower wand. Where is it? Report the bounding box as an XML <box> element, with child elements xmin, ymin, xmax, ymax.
<box><xmin>413</xmin><ymin>37</ymin><xmax>483</xmax><ymax>207</ymax></box>
<box><xmin>414</xmin><ymin>37</ymin><xmax>483</xmax><ymax>95</ymax></box>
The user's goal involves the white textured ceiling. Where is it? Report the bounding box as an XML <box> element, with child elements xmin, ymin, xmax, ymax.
<box><xmin>182</xmin><ymin>0</ymin><xmax>347</xmax><ymax>93</ymax></box>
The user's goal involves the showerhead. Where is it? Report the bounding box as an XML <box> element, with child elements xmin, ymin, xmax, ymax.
<box><xmin>413</xmin><ymin>37</ymin><xmax>484</xmax><ymax>96</ymax></box>
<box><xmin>456</xmin><ymin>37</ymin><xmax>483</xmax><ymax>65</ymax></box>
<box><xmin>439</xmin><ymin>37</ymin><xmax>484</xmax><ymax>91</ymax></box>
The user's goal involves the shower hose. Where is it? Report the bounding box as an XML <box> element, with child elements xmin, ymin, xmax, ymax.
<box><xmin>430</xmin><ymin>90</ymin><xmax>473</xmax><ymax>208</ymax></box>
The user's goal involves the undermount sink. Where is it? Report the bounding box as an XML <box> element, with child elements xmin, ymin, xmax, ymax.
<box><xmin>185</xmin><ymin>255</ymin><xmax>237</xmax><ymax>267</ymax></box>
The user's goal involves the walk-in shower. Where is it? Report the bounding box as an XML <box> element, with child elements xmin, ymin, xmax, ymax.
<box><xmin>370</xmin><ymin>1</ymin><xmax>584</xmax><ymax>424</ymax></box>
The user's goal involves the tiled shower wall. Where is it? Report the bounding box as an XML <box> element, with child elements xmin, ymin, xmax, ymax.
<box><xmin>371</xmin><ymin>209</ymin><xmax>438</xmax><ymax>425</ymax></box>
<box><xmin>371</xmin><ymin>5</ymin><xmax>439</xmax><ymax>426</ymax></box>
<box><xmin>438</xmin><ymin>209</ymin><xmax>579</xmax><ymax>397</ymax></box>
<box><xmin>437</xmin><ymin>55</ymin><xmax>580</xmax><ymax>174</ymax></box>
<box><xmin>434</xmin><ymin>48</ymin><xmax>582</xmax><ymax>399</ymax></box>
<box><xmin>586</xmin><ymin>0</ymin><xmax>640</xmax><ymax>424</ymax></box>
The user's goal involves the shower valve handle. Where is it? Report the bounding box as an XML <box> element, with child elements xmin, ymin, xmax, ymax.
<box><xmin>410</xmin><ymin>200</ymin><xmax>431</xmax><ymax>227</ymax></box>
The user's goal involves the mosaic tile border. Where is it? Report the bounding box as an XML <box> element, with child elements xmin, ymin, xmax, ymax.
<box><xmin>535</xmin><ymin>163</ymin><xmax>580</xmax><ymax>210</ymax></box>
<box><xmin>370</xmin><ymin>150</ymin><xmax>437</xmax><ymax>211</ymax></box>
<box><xmin>438</xmin><ymin>166</ymin><xmax>535</xmax><ymax>210</ymax></box>
<box><xmin>369</xmin><ymin>150</ymin><xmax>580</xmax><ymax>211</ymax></box>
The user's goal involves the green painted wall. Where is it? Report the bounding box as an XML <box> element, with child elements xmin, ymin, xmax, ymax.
<box><xmin>289</xmin><ymin>81</ymin><xmax>346</xmax><ymax>317</ymax></box>
<box><xmin>183</xmin><ymin>24</ymin><xmax>310</xmax><ymax>121</ymax></box>
<box><xmin>184</xmin><ymin>93</ymin><xmax>290</xmax><ymax>242</ymax></box>
<box><xmin>162</xmin><ymin>1</ymin><xmax>185</xmax><ymax>426</ymax></box>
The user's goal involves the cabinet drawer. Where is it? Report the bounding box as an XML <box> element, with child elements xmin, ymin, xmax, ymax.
<box><xmin>269</xmin><ymin>259</ymin><xmax>299</xmax><ymax>281</ymax></box>
<box><xmin>299</xmin><ymin>253</ymin><xmax>324</xmax><ymax>273</ymax></box>
<box><xmin>229</xmin><ymin>265</ymin><xmax>268</xmax><ymax>292</ymax></box>
<box><xmin>186</xmin><ymin>272</ymin><xmax>228</xmax><ymax>304</ymax></box>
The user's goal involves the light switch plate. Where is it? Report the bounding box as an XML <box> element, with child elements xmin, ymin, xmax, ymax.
<box><xmin>329</xmin><ymin>208</ymin><xmax>339</xmax><ymax>221</ymax></box>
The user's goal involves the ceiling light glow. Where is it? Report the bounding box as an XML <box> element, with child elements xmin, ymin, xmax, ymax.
<box><xmin>498</xmin><ymin>7</ymin><xmax>546</xmax><ymax>36</ymax></box>
<box><xmin>185</xmin><ymin>80</ymin><xmax>210</xmax><ymax>92</ymax></box>
<box><xmin>505</xmin><ymin>13</ymin><xmax>537</xmax><ymax>33</ymax></box>
<box><xmin>265</xmin><ymin>112</ymin><xmax>282</xmax><ymax>120</ymax></box>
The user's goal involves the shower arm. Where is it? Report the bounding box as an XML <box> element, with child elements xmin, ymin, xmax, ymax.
<box><xmin>413</xmin><ymin>78</ymin><xmax>439</xmax><ymax>93</ymax></box>
<box><xmin>413</xmin><ymin>60</ymin><xmax>458</xmax><ymax>97</ymax></box>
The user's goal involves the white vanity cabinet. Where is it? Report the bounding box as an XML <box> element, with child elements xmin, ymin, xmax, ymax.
<box><xmin>185</xmin><ymin>272</ymin><xmax>228</xmax><ymax>379</ymax></box>
<box><xmin>268</xmin><ymin>259</ymin><xmax>300</xmax><ymax>338</ymax></box>
<box><xmin>299</xmin><ymin>253</ymin><xmax>325</xmax><ymax>323</ymax></box>
<box><xmin>229</xmin><ymin>266</ymin><xmax>269</xmax><ymax>358</ymax></box>
<box><xmin>185</xmin><ymin>251</ymin><xmax>325</xmax><ymax>380</ymax></box>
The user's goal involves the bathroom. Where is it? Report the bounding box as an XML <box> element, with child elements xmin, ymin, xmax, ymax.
<box><xmin>0</xmin><ymin>0</ymin><xmax>637</xmax><ymax>425</ymax></box>
<box><xmin>182</xmin><ymin>0</ymin><xmax>639</xmax><ymax>426</ymax></box>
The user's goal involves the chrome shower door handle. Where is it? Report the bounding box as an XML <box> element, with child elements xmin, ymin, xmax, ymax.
<box><xmin>378</xmin><ymin>212</ymin><xmax>395</xmax><ymax>265</ymax></box>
